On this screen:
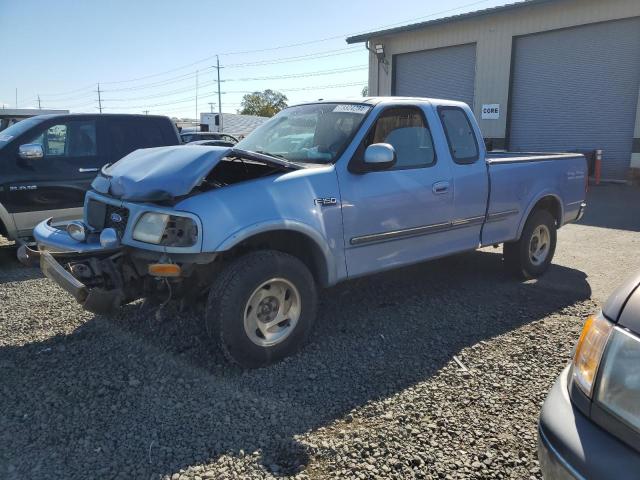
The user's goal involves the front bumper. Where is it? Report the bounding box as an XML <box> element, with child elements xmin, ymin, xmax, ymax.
<box><xmin>538</xmin><ymin>366</ymin><xmax>640</xmax><ymax>479</ymax></box>
<box><xmin>33</xmin><ymin>218</ymin><xmax>114</xmax><ymax>254</ymax></box>
<box><xmin>39</xmin><ymin>250</ymin><xmax>126</xmax><ymax>313</ymax></box>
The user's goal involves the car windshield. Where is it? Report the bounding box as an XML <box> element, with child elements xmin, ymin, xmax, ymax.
<box><xmin>0</xmin><ymin>116</ymin><xmax>44</xmax><ymax>147</ymax></box>
<box><xmin>236</xmin><ymin>103</ymin><xmax>371</xmax><ymax>163</ymax></box>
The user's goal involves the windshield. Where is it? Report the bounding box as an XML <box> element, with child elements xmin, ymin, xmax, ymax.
<box><xmin>0</xmin><ymin>116</ymin><xmax>45</xmax><ymax>147</ymax></box>
<box><xmin>236</xmin><ymin>103</ymin><xmax>371</xmax><ymax>163</ymax></box>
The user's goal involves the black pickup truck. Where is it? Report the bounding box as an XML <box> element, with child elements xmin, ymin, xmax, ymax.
<box><xmin>0</xmin><ymin>114</ymin><xmax>180</xmax><ymax>242</ymax></box>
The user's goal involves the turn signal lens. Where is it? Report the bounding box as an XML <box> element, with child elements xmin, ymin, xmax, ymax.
<box><xmin>572</xmin><ymin>312</ymin><xmax>614</xmax><ymax>397</ymax></box>
<box><xmin>148</xmin><ymin>263</ymin><xmax>182</xmax><ymax>278</ymax></box>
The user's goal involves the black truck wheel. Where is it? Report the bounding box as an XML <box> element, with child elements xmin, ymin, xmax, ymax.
<box><xmin>205</xmin><ymin>250</ymin><xmax>317</xmax><ymax>368</ymax></box>
<box><xmin>503</xmin><ymin>209</ymin><xmax>557</xmax><ymax>279</ymax></box>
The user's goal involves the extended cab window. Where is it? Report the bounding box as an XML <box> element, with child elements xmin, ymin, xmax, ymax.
<box><xmin>366</xmin><ymin>107</ymin><xmax>435</xmax><ymax>169</ymax></box>
<box><xmin>28</xmin><ymin>120</ymin><xmax>97</xmax><ymax>158</ymax></box>
<box><xmin>438</xmin><ymin>107</ymin><xmax>479</xmax><ymax>164</ymax></box>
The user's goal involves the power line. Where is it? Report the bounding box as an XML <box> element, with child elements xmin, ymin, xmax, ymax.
<box><xmin>89</xmin><ymin>0</ymin><xmax>492</xmax><ymax>85</ymax></box>
<box><xmin>101</xmin><ymin>80</ymin><xmax>364</xmax><ymax>111</ymax></box>
<box><xmin>28</xmin><ymin>0</ymin><xmax>492</xmax><ymax>99</ymax></box>
<box><xmin>100</xmin><ymin>64</ymin><xmax>366</xmax><ymax>102</ymax></box>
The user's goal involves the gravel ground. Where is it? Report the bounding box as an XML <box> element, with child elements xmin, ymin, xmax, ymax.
<box><xmin>1</xmin><ymin>185</ymin><xmax>639</xmax><ymax>480</ymax></box>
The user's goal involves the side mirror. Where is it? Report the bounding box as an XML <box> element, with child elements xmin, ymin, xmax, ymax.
<box><xmin>363</xmin><ymin>143</ymin><xmax>396</xmax><ymax>171</ymax></box>
<box><xmin>18</xmin><ymin>143</ymin><xmax>44</xmax><ymax>160</ymax></box>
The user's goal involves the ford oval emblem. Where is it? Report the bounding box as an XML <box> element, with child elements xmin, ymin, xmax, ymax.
<box><xmin>110</xmin><ymin>212</ymin><xmax>123</xmax><ymax>223</ymax></box>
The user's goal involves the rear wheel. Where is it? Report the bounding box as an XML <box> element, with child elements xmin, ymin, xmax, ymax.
<box><xmin>205</xmin><ymin>250</ymin><xmax>317</xmax><ymax>368</ymax></box>
<box><xmin>504</xmin><ymin>209</ymin><xmax>557</xmax><ymax>279</ymax></box>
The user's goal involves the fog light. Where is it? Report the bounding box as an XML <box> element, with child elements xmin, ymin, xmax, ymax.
<box><xmin>100</xmin><ymin>228</ymin><xmax>120</xmax><ymax>248</ymax></box>
<box><xmin>67</xmin><ymin>221</ymin><xmax>87</xmax><ymax>242</ymax></box>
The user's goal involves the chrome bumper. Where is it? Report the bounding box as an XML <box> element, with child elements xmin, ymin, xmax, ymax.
<box><xmin>40</xmin><ymin>251</ymin><xmax>88</xmax><ymax>303</ymax></box>
<box><xmin>33</xmin><ymin>218</ymin><xmax>109</xmax><ymax>254</ymax></box>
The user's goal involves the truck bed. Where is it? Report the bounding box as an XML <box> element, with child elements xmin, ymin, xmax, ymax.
<box><xmin>481</xmin><ymin>151</ymin><xmax>587</xmax><ymax>247</ymax></box>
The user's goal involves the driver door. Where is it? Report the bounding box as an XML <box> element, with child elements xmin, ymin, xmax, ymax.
<box><xmin>337</xmin><ymin>105</ymin><xmax>454</xmax><ymax>277</ymax></box>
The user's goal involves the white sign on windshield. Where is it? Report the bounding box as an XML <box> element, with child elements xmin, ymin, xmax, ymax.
<box><xmin>333</xmin><ymin>104</ymin><xmax>369</xmax><ymax>114</ymax></box>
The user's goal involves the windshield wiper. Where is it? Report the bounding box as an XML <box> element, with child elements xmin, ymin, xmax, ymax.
<box><xmin>230</xmin><ymin>148</ymin><xmax>302</xmax><ymax>170</ymax></box>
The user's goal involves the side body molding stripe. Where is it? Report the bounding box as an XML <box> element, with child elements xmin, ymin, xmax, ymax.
<box><xmin>350</xmin><ymin>210</ymin><xmax>518</xmax><ymax>246</ymax></box>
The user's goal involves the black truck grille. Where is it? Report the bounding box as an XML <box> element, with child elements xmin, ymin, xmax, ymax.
<box><xmin>86</xmin><ymin>200</ymin><xmax>129</xmax><ymax>238</ymax></box>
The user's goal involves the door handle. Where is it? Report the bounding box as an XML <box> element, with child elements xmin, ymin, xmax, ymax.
<box><xmin>432</xmin><ymin>181</ymin><xmax>450</xmax><ymax>194</ymax></box>
<box><xmin>78</xmin><ymin>167</ymin><xmax>99</xmax><ymax>173</ymax></box>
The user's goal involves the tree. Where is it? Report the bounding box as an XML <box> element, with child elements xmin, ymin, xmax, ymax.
<box><xmin>361</xmin><ymin>85</ymin><xmax>369</xmax><ymax>97</ymax></box>
<box><xmin>239</xmin><ymin>89</ymin><xmax>288</xmax><ymax>117</ymax></box>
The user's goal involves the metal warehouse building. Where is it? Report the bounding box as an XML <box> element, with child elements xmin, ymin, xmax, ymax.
<box><xmin>347</xmin><ymin>0</ymin><xmax>640</xmax><ymax>182</ymax></box>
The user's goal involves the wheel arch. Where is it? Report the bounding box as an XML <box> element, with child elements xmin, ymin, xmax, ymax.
<box><xmin>215</xmin><ymin>222</ymin><xmax>336</xmax><ymax>287</ymax></box>
<box><xmin>516</xmin><ymin>193</ymin><xmax>563</xmax><ymax>240</ymax></box>
<box><xmin>0</xmin><ymin>202</ymin><xmax>16</xmax><ymax>241</ymax></box>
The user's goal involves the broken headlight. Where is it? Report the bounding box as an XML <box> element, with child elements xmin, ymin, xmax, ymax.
<box><xmin>133</xmin><ymin>212</ymin><xmax>198</xmax><ymax>247</ymax></box>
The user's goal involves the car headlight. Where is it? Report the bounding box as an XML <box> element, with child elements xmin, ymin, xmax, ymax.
<box><xmin>132</xmin><ymin>212</ymin><xmax>198</xmax><ymax>246</ymax></box>
<box><xmin>595</xmin><ymin>328</ymin><xmax>640</xmax><ymax>431</ymax></box>
<box><xmin>572</xmin><ymin>311</ymin><xmax>614</xmax><ymax>397</ymax></box>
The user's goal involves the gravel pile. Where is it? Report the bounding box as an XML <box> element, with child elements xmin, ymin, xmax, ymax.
<box><xmin>0</xmin><ymin>224</ymin><xmax>624</xmax><ymax>479</ymax></box>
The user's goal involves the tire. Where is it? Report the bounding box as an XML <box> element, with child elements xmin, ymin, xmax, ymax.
<box><xmin>503</xmin><ymin>209</ymin><xmax>557</xmax><ymax>279</ymax></box>
<box><xmin>205</xmin><ymin>250</ymin><xmax>317</xmax><ymax>368</ymax></box>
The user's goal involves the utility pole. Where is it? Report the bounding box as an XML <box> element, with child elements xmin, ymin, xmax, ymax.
<box><xmin>208</xmin><ymin>102</ymin><xmax>215</xmax><ymax>113</ymax></box>
<box><xmin>143</xmin><ymin>110</ymin><xmax>149</xmax><ymax>115</ymax></box>
<box><xmin>15</xmin><ymin>88</ymin><xmax>17</xmax><ymax>109</ymax></box>
<box><xmin>37</xmin><ymin>95</ymin><xmax>42</xmax><ymax>110</ymax></box>
<box><xmin>195</xmin><ymin>70</ymin><xmax>199</xmax><ymax>126</ymax></box>
<box><xmin>216</xmin><ymin>55</ymin><xmax>223</xmax><ymax>133</ymax></box>
<box><xmin>97</xmin><ymin>83</ymin><xmax>103</xmax><ymax>113</ymax></box>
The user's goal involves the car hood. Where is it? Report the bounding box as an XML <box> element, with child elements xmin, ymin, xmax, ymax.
<box><xmin>92</xmin><ymin>145</ymin><xmax>231</xmax><ymax>202</ymax></box>
<box><xmin>91</xmin><ymin>145</ymin><xmax>297</xmax><ymax>202</ymax></box>
<box><xmin>603</xmin><ymin>270</ymin><xmax>640</xmax><ymax>322</ymax></box>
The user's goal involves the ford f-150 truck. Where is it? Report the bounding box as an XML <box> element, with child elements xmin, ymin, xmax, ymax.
<box><xmin>23</xmin><ymin>97</ymin><xmax>588</xmax><ymax>368</ymax></box>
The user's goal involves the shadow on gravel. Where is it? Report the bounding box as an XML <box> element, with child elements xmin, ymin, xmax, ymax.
<box><xmin>578</xmin><ymin>184</ymin><xmax>640</xmax><ymax>232</ymax></box>
<box><xmin>0</xmin><ymin>249</ymin><xmax>590</xmax><ymax>479</ymax></box>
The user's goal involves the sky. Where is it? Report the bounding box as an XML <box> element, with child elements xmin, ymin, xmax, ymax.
<box><xmin>1</xmin><ymin>0</ymin><xmax>510</xmax><ymax>119</ymax></box>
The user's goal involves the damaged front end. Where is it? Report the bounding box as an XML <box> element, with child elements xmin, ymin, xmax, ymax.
<box><xmin>28</xmin><ymin>215</ymin><xmax>216</xmax><ymax>314</ymax></box>
<box><xmin>26</xmin><ymin>145</ymin><xmax>298</xmax><ymax>314</ymax></box>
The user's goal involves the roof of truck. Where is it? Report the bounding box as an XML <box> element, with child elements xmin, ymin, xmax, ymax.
<box><xmin>290</xmin><ymin>97</ymin><xmax>470</xmax><ymax>108</ymax></box>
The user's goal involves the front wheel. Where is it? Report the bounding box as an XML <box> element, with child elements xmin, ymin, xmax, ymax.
<box><xmin>205</xmin><ymin>250</ymin><xmax>317</xmax><ymax>368</ymax></box>
<box><xmin>503</xmin><ymin>209</ymin><xmax>557</xmax><ymax>279</ymax></box>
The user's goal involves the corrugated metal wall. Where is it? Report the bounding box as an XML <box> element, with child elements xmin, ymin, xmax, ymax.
<box><xmin>508</xmin><ymin>18</ymin><xmax>640</xmax><ymax>180</ymax></box>
<box><xmin>393</xmin><ymin>44</ymin><xmax>477</xmax><ymax>108</ymax></box>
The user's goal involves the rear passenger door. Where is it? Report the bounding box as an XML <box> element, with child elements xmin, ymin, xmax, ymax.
<box><xmin>105</xmin><ymin>118</ymin><xmax>174</xmax><ymax>164</ymax></box>
<box><xmin>438</xmin><ymin>106</ymin><xmax>488</xmax><ymax>250</ymax></box>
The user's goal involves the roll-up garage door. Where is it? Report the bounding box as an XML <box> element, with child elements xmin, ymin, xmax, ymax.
<box><xmin>393</xmin><ymin>43</ymin><xmax>476</xmax><ymax>109</ymax></box>
<box><xmin>508</xmin><ymin>18</ymin><xmax>640</xmax><ymax>180</ymax></box>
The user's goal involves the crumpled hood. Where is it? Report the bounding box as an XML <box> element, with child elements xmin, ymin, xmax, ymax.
<box><xmin>91</xmin><ymin>145</ymin><xmax>232</xmax><ymax>201</ymax></box>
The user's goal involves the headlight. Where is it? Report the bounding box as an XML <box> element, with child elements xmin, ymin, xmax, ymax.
<box><xmin>132</xmin><ymin>212</ymin><xmax>198</xmax><ymax>246</ymax></box>
<box><xmin>595</xmin><ymin>328</ymin><xmax>640</xmax><ymax>431</ymax></box>
<box><xmin>133</xmin><ymin>213</ymin><xmax>169</xmax><ymax>244</ymax></box>
<box><xmin>572</xmin><ymin>311</ymin><xmax>614</xmax><ymax>397</ymax></box>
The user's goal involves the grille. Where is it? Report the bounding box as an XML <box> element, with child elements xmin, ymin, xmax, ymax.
<box><xmin>104</xmin><ymin>205</ymin><xmax>129</xmax><ymax>238</ymax></box>
<box><xmin>85</xmin><ymin>200</ymin><xmax>129</xmax><ymax>238</ymax></box>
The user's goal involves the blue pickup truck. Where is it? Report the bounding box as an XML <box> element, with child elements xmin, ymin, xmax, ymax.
<box><xmin>25</xmin><ymin>98</ymin><xmax>587</xmax><ymax>367</ymax></box>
